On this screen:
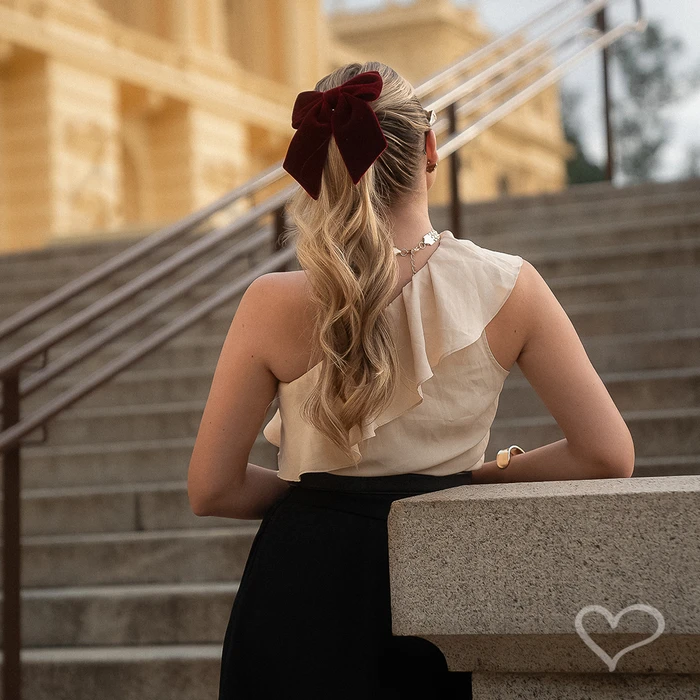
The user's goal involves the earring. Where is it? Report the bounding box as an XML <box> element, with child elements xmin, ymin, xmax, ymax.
<box><xmin>426</xmin><ymin>160</ymin><xmax>438</xmax><ymax>173</ymax></box>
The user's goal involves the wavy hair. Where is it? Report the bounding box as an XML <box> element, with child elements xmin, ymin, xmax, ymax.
<box><xmin>279</xmin><ymin>61</ymin><xmax>434</xmax><ymax>463</ymax></box>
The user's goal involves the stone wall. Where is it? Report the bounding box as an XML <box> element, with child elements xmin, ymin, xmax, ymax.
<box><xmin>388</xmin><ymin>475</ymin><xmax>700</xmax><ymax>698</ymax></box>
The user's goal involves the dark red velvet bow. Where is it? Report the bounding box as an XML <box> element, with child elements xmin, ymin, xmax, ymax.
<box><xmin>282</xmin><ymin>70</ymin><xmax>388</xmax><ymax>200</ymax></box>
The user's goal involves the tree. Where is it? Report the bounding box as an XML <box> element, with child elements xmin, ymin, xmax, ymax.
<box><xmin>609</xmin><ymin>19</ymin><xmax>700</xmax><ymax>184</ymax></box>
<box><xmin>683</xmin><ymin>144</ymin><xmax>700</xmax><ymax>179</ymax></box>
<box><xmin>560</xmin><ymin>85</ymin><xmax>606</xmax><ymax>185</ymax></box>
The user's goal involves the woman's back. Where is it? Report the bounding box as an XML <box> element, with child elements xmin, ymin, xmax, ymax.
<box><xmin>263</xmin><ymin>230</ymin><xmax>524</xmax><ymax>482</ymax></box>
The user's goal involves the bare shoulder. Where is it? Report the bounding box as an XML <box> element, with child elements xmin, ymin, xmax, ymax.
<box><xmin>250</xmin><ymin>271</ymin><xmax>315</xmax><ymax>379</ymax></box>
<box><xmin>491</xmin><ymin>256</ymin><xmax>531</xmax><ymax>327</ymax></box>
<box><xmin>511</xmin><ymin>258</ymin><xmax>583</xmax><ymax>353</ymax></box>
<box><xmin>252</xmin><ymin>270</ymin><xmax>308</xmax><ymax>324</ymax></box>
<box><xmin>258</xmin><ymin>269</ymin><xmax>306</xmax><ymax>293</ymax></box>
<box><xmin>481</xmin><ymin>256</ymin><xmax>530</xmax><ymax>372</ymax></box>
<box><xmin>500</xmin><ymin>259</ymin><xmax>540</xmax><ymax>344</ymax></box>
<box><xmin>489</xmin><ymin>257</ymin><xmax>564</xmax><ymax>353</ymax></box>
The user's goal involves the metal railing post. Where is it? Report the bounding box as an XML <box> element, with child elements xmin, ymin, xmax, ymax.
<box><xmin>596</xmin><ymin>3</ymin><xmax>615</xmax><ymax>181</ymax></box>
<box><xmin>273</xmin><ymin>206</ymin><xmax>287</xmax><ymax>269</ymax></box>
<box><xmin>447</xmin><ymin>103</ymin><xmax>462</xmax><ymax>239</ymax></box>
<box><xmin>2</xmin><ymin>372</ymin><xmax>22</xmax><ymax>700</ymax></box>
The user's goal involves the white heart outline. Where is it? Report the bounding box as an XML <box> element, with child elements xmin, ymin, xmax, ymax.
<box><xmin>574</xmin><ymin>604</ymin><xmax>665</xmax><ymax>671</ymax></box>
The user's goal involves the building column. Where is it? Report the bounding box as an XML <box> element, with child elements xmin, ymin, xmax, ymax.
<box><xmin>145</xmin><ymin>100</ymin><xmax>195</xmax><ymax>223</ymax></box>
<box><xmin>190</xmin><ymin>107</ymin><xmax>249</xmax><ymax>219</ymax></box>
<box><xmin>277</xmin><ymin>0</ymin><xmax>323</xmax><ymax>89</ymax></box>
<box><xmin>0</xmin><ymin>50</ymin><xmax>119</xmax><ymax>250</ymax></box>
<box><xmin>203</xmin><ymin>0</ymin><xmax>227</xmax><ymax>54</ymax></box>
<box><xmin>172</xmin><ymin>0</ymin><xmax>226</xmax><ymax>53</ymax></box>
<box><xmin>227</xmin><ymin>0</ymin><xmax>275</xmax><ymax>78</ymax></box>
<box><xmin>172</xmin><ymin>0</ymin><xmax>199</xmax><ymax>49</ymax></box>
<box><xmin>228</xmin><ymin>0</ymin><xmax>323</xmax><ymax>87</ymax></box>
<box><xmin>0</xmin><ymin>48</ymin><xmax>52</xmax><ymax>252</ymax></box>
<box><xmin>47</xmin><ymin>59</ymin><xmax>121</xmax><ymax>240</ymax></box>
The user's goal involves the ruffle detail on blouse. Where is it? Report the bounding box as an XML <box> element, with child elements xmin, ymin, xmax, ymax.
<box><xmin>262</xmin><ymin>231</ymin><xmax>524</xmax><ymax>479</ymax></box>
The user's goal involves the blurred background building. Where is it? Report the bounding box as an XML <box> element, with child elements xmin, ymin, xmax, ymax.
<box><xmin>0</xmin><ymin>0</ymin><xmax>572</xmax><ymax>253</ymax></box>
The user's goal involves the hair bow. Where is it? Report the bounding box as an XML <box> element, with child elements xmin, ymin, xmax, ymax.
<box><xmin>282</xmin><ymin>70</ymin><xmax>389</xmax><ymax>200</ymax></box>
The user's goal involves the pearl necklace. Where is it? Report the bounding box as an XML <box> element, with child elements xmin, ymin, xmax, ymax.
<box><xmin>393</xmin><ymin>228</ymin><xmax>441</xmax><ymax>276</ymax></box>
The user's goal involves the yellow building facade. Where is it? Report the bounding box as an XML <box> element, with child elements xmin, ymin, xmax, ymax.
<box><xmin>0</xmin><ymin>0</ymin><xmax>573</xmax><ymax>253</ymax></box>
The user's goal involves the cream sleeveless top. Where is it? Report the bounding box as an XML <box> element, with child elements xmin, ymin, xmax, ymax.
<box><xmin>263</xmin><ymin>230</ymin><xmax>524</xmax><ymax>482</ymax></box>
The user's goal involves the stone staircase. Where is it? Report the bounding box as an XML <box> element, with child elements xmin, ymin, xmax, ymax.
<box><xmin>457</xmin><ymin>177</ymin><xmax>700</xmax><ymax>479</ymax></box>
<box><xmin>0</xmin><ymin>176</ymin><xmax>699</xmax><ymax>697</ymax></box>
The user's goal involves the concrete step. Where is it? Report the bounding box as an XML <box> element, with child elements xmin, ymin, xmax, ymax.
<box><xmin>0</xmin><ymin>644</ymin><xmax>222</xmax><ymax>700</ymax></box>
<box><xmin>21</xmin><ymin>526</ymin><xmax>258</xmax><ymax>587</ymax></box>
<box><xmin>573</xmin><ymin>327</ymin><xmax>700</xmax><ymax>373</ymax></box>
<box><xmin>24</xmin><ymin>366</ymin><xmax>218</xmax><ymax>411</ymax></box>
<box><xmin>25</xmin><ymin>398</ymin><xmax>263</xmax><ymax>446</ymax></box>
<box><xmin>20</xmin><ymin>397</ymin><xmax>700</xmax><ymax>473</ymax></box>
<box><xmin>480</xmin><ymin>211</ymin><xmax>700</xmax><ymax>256</ymax></box>
<box><xmin>0</xmin><ymin>242</ymin><xmax>197</xmax><ymax>283</ymax></box>
<box><xmin>0</xmin><ymin>226</ymin><xmax>164</xmax><ymax>265</ymax></box>
<box><xmin>20</xmin><ymin>434</ymin><xmax>278</xmax><ymax>490</ymax></box>
<box><xmin>3</xmin><ymin>237</ymin><xmax>698</xmax><ymax>358</ymax></box>
<box><xmin>0</xmin><ymin>231</ymin><xmax>300</xmax><ymax>308</ymax></box>
<box><xmin>460</xmin><ymin>190</ymin><xmax>700</xmax><ymax>236</ymax></box>
<box><xmin>20</xmin><ymin>436</ymin><xmax>197</xmax><ymax>489</ymax></box>
<box><xmin>0</xmin><ymin>481</ymin><xmax>261</xmax><ymax>537</ymax></box>
<box><xmin>0</xmin><ymin>242</ymin><xmax>274</xmax><ymax>351</ymax></box>
<box><xmin>0</xmin><ymin>223</ymin><xmax>255</xmax><ymax>280</ymax></box>
<box><xmin>5</xmin><ymin>261</ymin><xmax>698</xmax><ymax>331</ymax></box>
<box><xmin>0</xmin><ymin>253</ymin><xmax>256</xmax><ymax>318</ymax></box>
<box><xmin>0</xmin><ymin>226</ymin><xmax>286</xmax><ymax>307</ymax></box>
<box><xmin>38</xmin><ymin>322</ymin><xmax>700</xmax><ymax>392</ymax></box>
<box><xmin>2</xmin><ymin>211</ymin><xmax>698</xmax><ymax>307</ymax></box>
<box><xmin>5</xmin><ymin>270</ymin><xmax>699</xmax><ymax>366</ymax></box>
<box><xmin>10</xmin><ymin>361</ymin><xmax>699</xmax><ymax>534</ymax></box>
<box><xmin>499</xmin><ymin>366</ymin><xmax>700</xmax><ymax>419</ymax></box>
<box><xmin>627</xmin><ymin>454</ymin><xmax>700</xmax><ymax>478</ymax></box>
<box><xmin>565</xmin><ymin>294</ymin><xmax>700</xmax><ymax>337</ymax></box>
<box><xmin>4</xmin><ymin>581</ymin><xmax>237</xmax><ymax>647</ymax></box>
<box><xmin>488</xmin><ymin>406</ymin><xmax>700</xmax><ymax>475</ymax></box>
<box><xmin>14</xmin><ymin>296</ymin><xmax>699</xmax><ymax>423</ymax></box>
<box><xmin>456</xmin><ymin>175</ymin><xmax>700</xmax><ymax>216</ymax></box>
<box><xmin>53</xmin><ymin>334</ymin><xmax>229</xmax><ymax>374</ymax></box>
<box><xmin>526</xmin><ymin>236</ymin><xmax>700</xmax><ymax>278</ymax></box>
<box><xmin>0</xmin><ymin>277</ymin><xmax>252</xmax><ymax>356</ymax></box>
<box><xmin>547</xmin><ymin>265</ymin><xmax>700</xmax><ymax>306</ymax></box>
<box><xmin>23</xmin><ymin>350</ymin><xmax>700</xmax><ymax>421</ymax></box>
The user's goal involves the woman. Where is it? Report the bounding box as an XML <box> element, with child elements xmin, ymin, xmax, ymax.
<box><xmin>188</xmin><ymin>62</ymin><xmax>635</xmax><ymax>699</ymax></box>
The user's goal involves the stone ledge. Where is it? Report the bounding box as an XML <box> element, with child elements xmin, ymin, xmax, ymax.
<box><xmin>472</xmin><ymin>671</ymin><xmax>700</xmax><ymax>699</ymax></box>
<box><xmin>387</xmin><ymin>475</ymin><xmax>700</xmax><ymax>679</ymax></box>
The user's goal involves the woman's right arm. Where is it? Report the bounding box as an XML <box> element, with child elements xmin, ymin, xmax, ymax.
<box><xmin>472</xmin><ymin>260</ymin><xmax>635</xmax><ymax>485</ymax></box>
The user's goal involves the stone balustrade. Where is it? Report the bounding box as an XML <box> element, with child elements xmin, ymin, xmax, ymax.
<box><xmin>388</xmin><ymin>475</ymin><xmax>700</xmax><ymax>699</ymax></box>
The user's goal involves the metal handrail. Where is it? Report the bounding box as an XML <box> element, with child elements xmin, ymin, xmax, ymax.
<box><xmin>0</xmin><ymin>186</ymin><xmax>294</xmax><ymax>397</ymax></box>
<box><xmin>440</xmin><ymin>2</ymin><xmax>647</xmax><ymax>158</ymax></box>
<box><xmin>0</xmin><ymin>1</ymin><xmax>647</xmax><ymax>698</ymax></box>
<box><xmin>0</xmin><ymin>160</ymin><xmax>285</xmax><ymax>341</ymax></box>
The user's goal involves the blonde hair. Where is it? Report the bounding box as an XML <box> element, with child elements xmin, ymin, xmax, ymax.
<box><xmin>280</xmin><ymin>61</ymin><xmax>434</xmax><ymax>463</ymax></box>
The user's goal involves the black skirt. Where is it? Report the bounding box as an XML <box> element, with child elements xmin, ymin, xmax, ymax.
<box><xmin>218</xmin><ymin>470</ymin><xmax>474</xmax><ymax>700</ymax></box>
